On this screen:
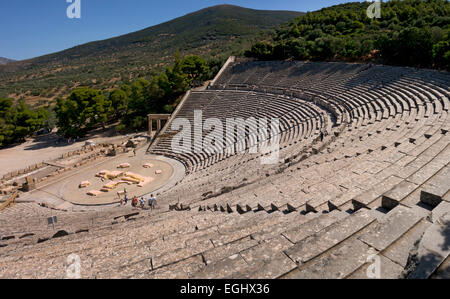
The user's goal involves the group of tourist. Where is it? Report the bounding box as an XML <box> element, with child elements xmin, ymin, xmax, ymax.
<box><xmin>120</xmin><ymin>188</ymin><xmax>157</xmax><ymax>210</ymax></box>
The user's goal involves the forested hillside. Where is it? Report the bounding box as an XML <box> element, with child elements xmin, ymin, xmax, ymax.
<box><xmin>0</xmin><ymin>5</ymin><xmax>302</xmax><ymax>104</ymax></box>
<box><xmin>246</xmin><ymin>0</ymin><xmax>450</xmax><ymax>70</ymax></box>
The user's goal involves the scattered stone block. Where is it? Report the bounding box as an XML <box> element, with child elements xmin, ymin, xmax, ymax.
<box><xmin>87</xmin><ymin>190</ymin><xmax>102</xmax><ymax>196</ymax></box>
<box><xmin>420</xmin><ymin>167</ymin><xmax>450</xmax><ymax>207</ymax></box>
<box><xmin>381</xmin><ymin>180</ymin><xmax>418</xmax><ymax>210</ymax></box>
<box><xmin>358</xmin><ymin>206</ymin><xmax>423</xmax><ymax>251</ymax></box>
<box><xmin>79</xmin><ymin>181</ymin><xmax>91</xmax><ymax>189</ymax></box>
<box><xmin>117</xmin><ymin>163</ymin><xmax>131</xmax><ymax>169</ymax></box>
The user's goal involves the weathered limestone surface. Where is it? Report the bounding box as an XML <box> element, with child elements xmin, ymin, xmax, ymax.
<box><xmin>420</xmin><ymin>166</ymin><xmax>450</xmax><ymax>207</ymax></box>
<box><xmin>285</xmin><ymin>209</ymin><xmax>375</xmax><ymax>264</ymax></box>
<box><xmin>203</xmin><ymin>236</ymin><xmax>258</xmax><ymax>265</ymax></box>
<box><xmin>284</xmin><ymin>239</ymin><xmax>376</xmax><ymax>279</ymax></box>
<box><xmin>358</xmin><ymin>205</ymin><xmax>423</xmax><ymax>251</ymax></box>
<box><xmin>348</xmin><ymin>254</ymin><xmax>405</xmax><ymax>279</ymax></box>
<box><xmin>282</xmin><ymin>211</ymin><xmax>346</xmax><ymax>243</ymax></box>
<box><xmin>381</xmin><ymin>180</ymin><xmax>418</xmax><ymax>209</ymax></box>
<box><xmin>191</xmin><ymin>254</ymin><xmax>248</xmax><ymax>279</ymax></box>
<box><xmin>408</xmin><ymin>221</ymin><xmax>450</xmax><ymax>279</ymax></box>
<box><xmin>381</xmin><ymin>220</ymin><xmax>431</xmax><ymax>268</ymax></box>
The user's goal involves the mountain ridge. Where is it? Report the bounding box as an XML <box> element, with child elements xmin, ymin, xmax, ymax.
<box><xmin>0</xmin><ymin>57</ymin><xmax>15</xmax><ymax>65</ymax></box>
<box><xmin>0</xmin><ymin>5</ymin><xmax>303</xmax><ymax>104</ymax></box>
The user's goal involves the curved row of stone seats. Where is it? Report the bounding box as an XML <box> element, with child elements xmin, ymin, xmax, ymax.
<box><xmin>164</xmin><ymin>113</ymin><xmax>442</xmax><ymax>213</ymax></box>
<box><xmin>1</xmin><ymin>195</ymin><xmax>447</xmax><ymax>278</ymax></box>
<box><xmin>162</xmin><ymin>59</ymin><xmax>448</xmax><ymax>237</ymax></box>
<box><xmin>317</xmin><ymin>120</ymin><xmax>449</xmax><ymax>212</ymax></box>
<box><xmin>155</xmin><ymin>92</ymin><xmax>319</xmax><ymax>153</ymax></box>
<box><xmin>155</xmin><ymin>59</ymin><xmax>448</xmax><ymax>253</ymax></box>
<box><xmin>298</xmin><ymin>113</ymin><xmax>447</xmax><ymax>212</ymax></box>
<box><xmin>328</xmin><ymin>89</ymin><xmax>445</xmax><ymax>163</ymax></box>
<box><xmin>211</xmin><ymin>61</ymin><xmax>448</xmax><ymax>125</ymax></box>
<box><xmin>379</xmin><ymin>150</ymin><xmax>450</xmax><ymax>211</ymax></box>
<box><xmin>185</xmin><ymin>202</ymin><xmax>448</xmax><ymax>279</ymax></box>
<box><xmin>160</xmin><ymin>108</ymin><xmax>448</xmax><ymax>217</ymax></box>
<box><xmin>223</xmin><ymin>62</ymin><xmax>448</xmax><ymax>146</ymax></box>
<box><xmin>169</xmin><ymin>110</ymin><xmax>370</xmax><ymax>202</ymax></box>
<box><xmin>154</xmin><ymin>112</ymin><xmax>341</xmax><ymax>208</ymax></box>
<box><xmin>150</xmin><ymin>90</ymin><xmax>329</xmax><ymax>173</ymax></box>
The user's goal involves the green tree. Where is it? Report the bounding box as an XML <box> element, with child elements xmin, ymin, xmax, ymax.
<box><xmin>0</xmin><ymin>98</ymin><xmax>15</xmax><ymax>146</ymax></box>
<box><xmin>165</xmin><ymin>52</ymin><xmax>189</xmax><ymax>96</ymax></box>
<box><xmin>245</xmin><ymin>42</ymin><xmax>274</xmax><ymax>60</ymax></box>
<box><xmin>109</xmin><ymin>89</ymin><xmax>128</xmax><ymax>118</ymax></box>
<box><xmin>432</xmin><ymin>34</ymin><xmax>450</xmax><ymax>70</ymax></box>
<box><xmin>286</xmin><ymin>38</ymin><xmax>310</xmax><ymax>60</ymax></box>
<box><xmin>0</xmin><ymin>98</ymin><xmax>49</xmax><ymax>146</ymax></box>
<box><xmin>128</xmin><ymin>78</ymin><xmax>151</xmax><ymax>115</ymax></box>
<box><xmin>181</xmin><ymin>55</ymin><xmax>210</xmax><ymax>87</ymax></box>
<box><xmin>54</xmin><ymin>88</ymin><xmax>112</xmax><ymax>138</ymax></box>
<box><xmin>245</xmin><ymin>0</ymin><xmax>450</xmax><ymax>69</ymax></box>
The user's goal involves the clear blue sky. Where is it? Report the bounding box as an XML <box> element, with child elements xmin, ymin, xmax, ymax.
<box><xmin>0</xmin><ymin>0</ymin><xmax>357</xmax><ymax>61</ymax></box>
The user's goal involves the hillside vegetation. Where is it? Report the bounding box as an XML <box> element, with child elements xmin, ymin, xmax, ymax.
<box><xmin>54</xmin><ymin>53</ymin><xmax>210</xmax><ymax>138</ymax></box>
<box><xmin>245</xmin><ymin>0</ymin><xmax>450</xmax><ymax>70</ymax></box>
<box><xmin>0</xmin><ymin>5</ymin><xmax>302</xmax><ymax>104</ymax></box>
<box><xmin>0</xmin><ymin>98</ymin><xmax>51</xmax><ymax>147</ymax></box>
<box><xmin>0</xmin><ymin>58</ymin><xmax>15</xmax><ymax>65</ymax></box>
